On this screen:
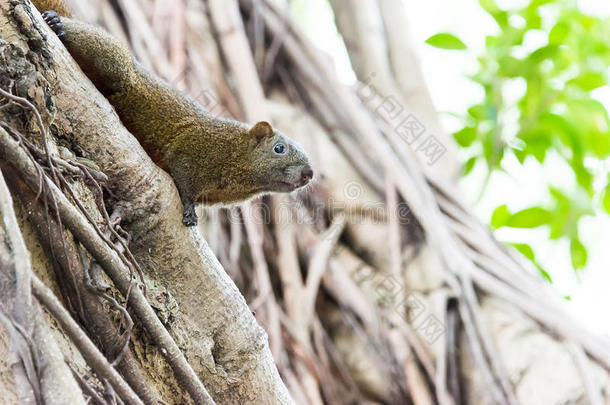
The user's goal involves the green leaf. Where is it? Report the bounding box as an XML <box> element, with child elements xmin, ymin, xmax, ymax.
<box><xmin>527</xmin><ymin>45</ymin><xmax>558</xmax><ymax>63</ymax></box>
<box><xmin>498</xmin><ymin>56</ymin><xmax>525</xmax><ymax>78</ymax></box>
<box><xmin>506</xmin><ymin>207</ymin><xmax>553</xmax><ymax>228</ymax></box>
<box><xmin>468</xmin><ymin>105</ymin><xmax>488</xmax><ymax>120</ymax></box>
<box><xmin>549</xmin><ymin>22</ymin><xmax>569</xmax><ymax>45</ymax></box>
<box><xmin>517</xmin><ymin>127</ymin><xmax>551</xmax><ymax>163</ymax></box>
<box><xmin>491</xmin><ymin>204</ymin><xmax>511</xmax><ymax>228</ymax></box>
<box><xmin>513</xmin><ymin>148</ymin><xmax>527</xmax><ymax>164</ymax></box>
<box><xmin>522</xmin><ymin>9</ymin><xmax>542</xmax><ymax>30</ymax></box>
<box><xmin>478</xmin><ymin>0</ymin><xmax>508</xmax><ymax>28</ymax></box>
<box><xmin>572</xmin><ymin>161</ymin><xmax>594</xmax><ymax>193</ymax></box>
<box><xmin>537</xmin><ymin>267</ymin><xmax>553</xmax><ymax>283</ymax></box>
<box><xmin>603</xmin><ymin>185</ymin><xmax>610</xmax><ymax>214</ymax></box>
<box><xmin>510</xmin><ymin>243</ymin><xmax>552</xmax><ymax>282</ymax></box>
<box><xmin>425</xmin><ymin>33</ymin><xmax>467</xmax><ymax>50</ymax></box>
<box><xmin>567</xmin><ymin>72</ymin><xmax>606</xmax><ymax>91</ymax></box>
<box><xmin>478</xmin><ymin>0</ymin><xmax>500</xmax><ymax>15</ymax></box>
<box><xmin>548</xmin><ymin>189</ymin><xmax>569</xmax><ymax>239</ymax></box>
<box><xmin>588</xmin><ymin>130</ymin><xmax>610</xmax><ymax>158</ymax></box>
<box><xmin>463</xmin><ymin>156</ymin><xmax>477</xmax><ymax>175</ymax></box>
<box><xmin>510</xmin><ymin>243</ymin><xmax>535</xmax><ymax>260</ymax></box>
<box><xmin>565</xmin><ymin>99</ymin><xmax>610</xmax><ymax>160</ymax></box>
<box><xmin>530</xmin><ymin>0</ymin><xmax>555</xmax><ymax>6</ymax></box>
<box><xmin>453</xmin><ymin>127</ymin><xmax>477</xmax><ymax>147</ymax></box>
<box><xmin>570</xmin><ymin>237</ymin><xmax>587</xmax><ymax>269</ymax></box>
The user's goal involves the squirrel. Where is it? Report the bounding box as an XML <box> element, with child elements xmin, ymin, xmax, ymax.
<box><xmin>30</xmin><ymin>0</ymin><xmax>313</xmax><ymax>226</ymax></box>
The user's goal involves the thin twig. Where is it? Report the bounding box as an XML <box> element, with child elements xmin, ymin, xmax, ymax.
<box><xmin>303</xmin><ymin>213</ymin><xmax>346</xmax><ymax>325</ymax></box>
<box><xmin>68</xmin><ymin>364</ymin><xmax>108</xmax><ymax>405</ymax></box>
<box><xmin>31</xmin><ymin>274</ymin><xmax>145</xmax><ymax>405</ymax></box>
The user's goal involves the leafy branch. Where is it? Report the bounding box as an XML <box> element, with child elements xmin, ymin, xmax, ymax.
<box><xmin>426</xmin><ymin>0</ymin><xmax>610</xmax><ymax>275</ymax></box>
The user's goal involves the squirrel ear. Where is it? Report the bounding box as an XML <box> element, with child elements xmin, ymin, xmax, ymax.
<box><xmin>249</xmin><ymin>121</ymin><xmax>274</xmax><ymax>141</ymax></box>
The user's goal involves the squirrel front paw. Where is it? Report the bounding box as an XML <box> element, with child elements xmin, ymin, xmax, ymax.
<box><xmin>42</xmin><ymin>10</ymin><xmax>65</xmax><ymax>37</ymax></box>
<box><xmin>182</xmin><ymin>203</ymin><xmax>198</xmax><ymax>227</ymax></box>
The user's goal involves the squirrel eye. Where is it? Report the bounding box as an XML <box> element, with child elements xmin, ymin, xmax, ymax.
<box><xmin>273</xmin><ymin>143</ymin><xmax>286</xmax><ymax>155</ymax></box>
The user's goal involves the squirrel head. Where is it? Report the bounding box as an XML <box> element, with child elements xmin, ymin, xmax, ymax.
<box><xmin>245</xmin><ymin>121</ymin><xmax>313</xmax><ymax>193</ymax></box>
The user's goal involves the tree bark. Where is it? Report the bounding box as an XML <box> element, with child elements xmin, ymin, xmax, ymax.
<box><xmin>0</xmin><ymin>0</ymin><xmax>290</xmax><ymax>403</ymax></box>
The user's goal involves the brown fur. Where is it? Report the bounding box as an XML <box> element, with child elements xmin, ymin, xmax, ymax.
<box><xmin>34</xmin><ymin>0</ymin><xmax>71</xmax><ymax>17</ymax></box>
<box><xmin>31</xmin><ymin>0</ymin><xmax>312</xmax><ymax>226</ymax></box>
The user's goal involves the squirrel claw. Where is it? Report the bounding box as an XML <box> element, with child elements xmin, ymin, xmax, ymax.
<box><xmin>42</xmin><ymin>10</ymin><xmax>65</xmax><ymax>37</ymax></box>
<box><xmin>182</xmin><ymin>204</ymin><xmax>198</xmax><ymax>227</ymax></box>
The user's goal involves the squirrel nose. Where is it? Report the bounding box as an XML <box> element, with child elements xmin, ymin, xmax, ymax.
<box><xmin>301</xmin><ymin>167</ymin><xmax>313</xmax><ymax>183</ymax></box>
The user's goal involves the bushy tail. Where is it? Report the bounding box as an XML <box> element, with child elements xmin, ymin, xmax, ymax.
<box><xmin>30</xmin><ymin>0</ymin><xmax>72</xmax><ymax>17</ymax></box>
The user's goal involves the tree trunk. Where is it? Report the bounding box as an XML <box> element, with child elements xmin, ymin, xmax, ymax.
<box><xmin>0</xmin><ymin>0</ymin><xmax>289</xmax><ymax>403</ymax></box>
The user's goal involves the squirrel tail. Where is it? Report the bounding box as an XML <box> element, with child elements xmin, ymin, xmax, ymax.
<box><xmin>30</xmin><ymin>0</ymin><xmax>72</xmax><ymax>17</ymax></box>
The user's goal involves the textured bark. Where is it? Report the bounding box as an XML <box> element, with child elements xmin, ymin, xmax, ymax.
<box><xmin>329</xmin><ymin>0</ymin><xmax>459</xmax><ymax>178</ymax></box>
<box><xmin>0</xmin><ymin>170</ymin><xmax>86</xmax><ymax>405</ymax></box>
<box><xmin>0</xmin><ymin>0</ymin><xmax>290</xmax><ymax>403</ymax></box>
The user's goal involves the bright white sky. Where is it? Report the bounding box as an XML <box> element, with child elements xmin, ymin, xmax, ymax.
<box><xmin>292</xmin><ymin>0</ymin><xmax>610</xmax><ymax>338</ymax></box>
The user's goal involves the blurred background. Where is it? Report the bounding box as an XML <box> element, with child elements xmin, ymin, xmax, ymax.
<box><xmin>290</xmin><ymin>0</ymin><xmax>610</xmax><ymax>338</ymax></box>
